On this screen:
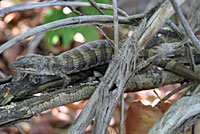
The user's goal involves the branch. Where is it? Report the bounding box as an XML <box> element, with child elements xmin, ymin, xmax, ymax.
<box><xmin>88</xmin><ymin>0</ymin><xmax>105</xmax><ymax>15</ymax></box>
<box><xmin>170</xmin><ymin>0</ymin><xmax>200</xmax><ymax>51</ymax></box>
<box><xmin>70</xmin><ymin>0</ymin><xmax>186</xmax><ymax>133</ymax></box>
<box><xmin>0</xmin><ymin>1</ymin><xmax>128</xmax><ymax>17</ymax></box>
<box><xmin>1</xmin><ymin>33</ymin><xmax>200</xmax><ymax>128</ymax></box>
<box><xmin>138</xmin><ymin>0</ymin><xmax>186</xmax><ymax>51</ymax></box>
<box><xmin>0</xmin><ymin>15</ymin><xmax>140</xmax><ymax>54</ymax></box>
<box><xmin>149</xmin><ymin>94</ymin><xmax>200</xmax><ymax>134</ymax></box>
<box><xmin>189</xmin><ymin>0</ymin><xmax>200</xmax><ymax>30</ymax></box>
<box><xmin>112</xmin><ymin>0</ymin><xmax>120</xmax><ymax>49</ymax></box>
<box><xmin>0</xmin><ymin>82</ymin><xmax>97</xmax><ymax>128</ymax></box>
<box><xmin>1</xmin><ymin>0</ymin><xmax>198</xmax><ymax>132</ymax></box>
<box><xmin>0</xmin><ymin>64</ymin><xmax>187</xmax><ymax>128</ymax></box>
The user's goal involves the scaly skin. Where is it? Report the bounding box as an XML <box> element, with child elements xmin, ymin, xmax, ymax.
<box><xmin>10</xmin><ymin>40</ymin><xmax>114</xmax><ymax>76</ymax></box>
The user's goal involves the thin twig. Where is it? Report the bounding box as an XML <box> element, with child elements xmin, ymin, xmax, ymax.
<box><xmin>68</xmin><ymin>6</ymin><xmax>83</xmax><ymax>16</ymax></box>
<box><xmin>185</xmin><ymin>43</ymin><xmax>196</xmax><ymax>71</ymax></box>
<box><xmin>88</xmin><ymin>0</ymin><xmax>105</xmax><ymax>15</ymax></box>
<box><xmin>87</xmin><ymin>0</ymin><xmax>114</xmax><ymax>44</ymax></box>
<box><xmin>185</xmin><ymin>43</ymin><xmax>198</xmax><ymax>95</ymax></box>
<box><xmin>120</xmin><ymin>94</ymin><xmax>125</xmax><ymax>134</ymax></box>
<box><xmin>167</xmin><ymin>20</ymin><xmax>184</xmax><ymax>39</ymax></box>
<box><xmin>170</xmin><ymin>0</ymin><xmax>200</xmax><ymax>51</ymax></box>
<box><xmin>64</xmin><ymin>3</ymin><xmax>111</xmax><ymax>46</ymax></box>
<box><xmin>153</xmin><ymin>90</ymin><xmax>162</xmax><ymax>100</ymax></box>
<box><xmin>112</xmin><ymin>0</ymin><xmax>120</xmax><ymax>49</ymax></box>
<box><xmin>97</xmin><ymin>26</ymin><xmax>114</xmax><ymax>45</ymax></box>
<box><xmin>112</xmin><ymin>1</ymin><xmax>123</xmax><ymax>133</ymax></box>
<box><xmin>0</xmin><ymin>1</ymin><xmax>128</xmax><ymax>17</ymax></box>
<box><xmin>159</xmin><ymin>82</ymin><xmax>190</xmax><ymax>103</ymax></box>
<box><xmin>27</xmin><ymin>33</ymin><xmax>45</xmax><ymax>54</ymax></box>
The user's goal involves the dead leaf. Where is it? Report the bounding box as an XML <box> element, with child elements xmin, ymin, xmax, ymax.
<box><xmin>125</xmin><ymin>101</ymin><xmax>163</xmax><ymax>134</ymax></box>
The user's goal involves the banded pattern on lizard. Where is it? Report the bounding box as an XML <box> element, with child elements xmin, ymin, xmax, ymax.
<box><xmin>10</xmin><ymin>40</ymin><xmax>114</xmax><ymax>76</ymax></box>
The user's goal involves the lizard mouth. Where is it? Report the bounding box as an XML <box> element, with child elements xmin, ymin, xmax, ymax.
<box><xmin>15</xmin><ymin>68</ymin><xmax>38</xmax><ymax>74</ymax></box>
<box><xmin>10</xmin><ymin>64</ymin><xmax>39</xmax><ymax>74</ymax></box>
<box><xmin>10</xmin><ymin>60</ymin><xmax>39</xmax><ymax>74</ymax></box>
<box><xmin>10</xmin><ymin>61</ymin><xmax>54</xmax><ymax>75</ymax></box>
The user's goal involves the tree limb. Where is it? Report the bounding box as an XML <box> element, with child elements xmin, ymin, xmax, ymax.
<box><xmin>0</xmin><ymin>1</ymin><xmax>128</xmax><ymax>17</ymax></box>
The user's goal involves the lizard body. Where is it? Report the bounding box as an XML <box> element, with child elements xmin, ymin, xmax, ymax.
<box><xmin>10</xmin><ymin>40</ymin><xmax>114</xmax><ymax>76</ymax></box>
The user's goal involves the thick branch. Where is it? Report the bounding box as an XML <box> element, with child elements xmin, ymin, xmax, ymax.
<box><xmin>0</xmin><ymin>66</ymin><xmax>186</xmax><ymax>128</ymax></box>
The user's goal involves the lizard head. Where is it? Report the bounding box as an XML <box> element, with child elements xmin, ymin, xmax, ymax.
<box><xmin>10</xmin><ymin>54</ymin><xmax>47</xmax><ymax>75</ymax></box>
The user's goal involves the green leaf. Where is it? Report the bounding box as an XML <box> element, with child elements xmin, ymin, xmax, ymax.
<box><xmin>44</xmin><ymin>8</ymin><xmax>100</xmax><ymax>48</ymax></box>
<box><xmin>61</xmin><ymin>27</ymin><xmax>76</xmax><ymax>47</ymax></box>
<box><xmin>77</xmin><ymin>26</ymin><xmax>99</xmax><ymax>42</ymax></box>
<box><xmin>44</xmin><ymin>9</ymin><xmax>77</xmax><ymax>24</ymax></box>
<box><xmin>44</xmin><ymin>9</ymin><xmax>77</xmax><ymax>47</ymax></box>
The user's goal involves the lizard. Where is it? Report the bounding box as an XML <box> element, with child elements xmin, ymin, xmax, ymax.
<box><xmin>10</xmin><ymin>38</ymin><xmax>200</xmax><ymax>85</ymax></box>
<box><xmin>10</xmin><ymin>40</ymin><xmax>114</xmax><ymax>79</ymax></box>
<box><xmin>9</xmin><ymin>31</ymin><xmax>183</xmax><ymax>77</ymax></box>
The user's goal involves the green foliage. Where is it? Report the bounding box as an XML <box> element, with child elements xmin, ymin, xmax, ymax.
<box><xmin>44</xmin><ymin>10</ymin><xmax>77</xmax><ymax>47</ymax></box>
<box><xmin>44</xmin><ymin>0</ymin><xmax>112</xmax><ymax>47</ymax></box>
<box><xmin>82</xmin><ymin>0</ymin><xmax>113</xmax><ymax>15</ymax></box>
<box><xmin>76</xmin><ymin>26</ymin><xmax>99</xmax><ymax>42</ymax></box>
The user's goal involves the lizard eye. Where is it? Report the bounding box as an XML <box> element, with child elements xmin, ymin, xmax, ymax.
<box><xmin>29</xmin><ymin>75</ymin><xmax>41</xmax><ymax>84</ymax></box>
<box><xmin>10</xmin><ymin>55</ymin><xmax>42</xmax><ymax>73</ymax></box>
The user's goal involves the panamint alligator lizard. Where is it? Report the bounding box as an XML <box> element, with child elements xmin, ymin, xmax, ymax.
<box><xmin>10</xmin><ymin>40</ymin><xmax>114</xmax><ymax>76</ymax></box>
